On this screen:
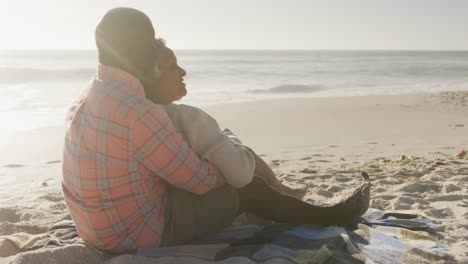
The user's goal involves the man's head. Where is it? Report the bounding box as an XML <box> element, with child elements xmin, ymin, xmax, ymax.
<box><xmin>96</xmin><ymin>7</ymin><xmax>187</xmax><ymax>104</ymax></box>
<box><xmin>147</xmin><ymin>39</ymin><xmax>187</xmax><ymax>104</ymax></box>
<box><xmin>95</xmin><ymin>7</ymin><xmax>157</xmax><ymax>80</ymax></box>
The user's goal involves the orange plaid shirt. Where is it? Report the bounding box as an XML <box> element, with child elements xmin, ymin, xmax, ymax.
<box><xmin>62</xmin><ymin>65</ymin><xmax>224</xmax><ymax>252</ymax></box>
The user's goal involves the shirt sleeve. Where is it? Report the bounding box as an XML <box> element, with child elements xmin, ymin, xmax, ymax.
<box><xmin>221</xmin><ymin>128</ymin><xmax>244</xmax><ymax>146</ymax></box>
<box><xmin>167</xmin><ymin>104</ymin><xmax>255</xmax><ymax>188</ymax></box>
<box><xmin>203</xmin><ymin>139</ymin><xmax>255</xmax><ymax>188</ymax></box>
<box><xmin>131</xmin><ymin>103</ymin><xmax>225</xmax><ymax>195</ymax></box>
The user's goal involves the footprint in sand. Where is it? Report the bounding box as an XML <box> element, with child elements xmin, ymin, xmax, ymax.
<box><xmin>398</xmin><ymin>181</ymin><xmax>441</xmax><ymax>193</ymax></box>
<box><xmin>3</xmin><ymin>164</ymin><xmax>24</xmax><ymax>168</ymax></box>
<box><xmin>377</xmin><ymin>178</ymin><xmax>401</xmax><ymax>185</ymax></box>
<box><xmin>311</xmin><ymin>153</ymin><xmax>335</xmax><ymax>158</ymax></box>
<box><xmin>334</xmin><ymin>176</ymin><xmax>353</xmax><ymax>182</ymax></box>
<box><xmin>327</xmin><ymin>186</ymin><xmax>343</xmax><ymax>193</ymax></box>
<box><xmin>443</xmin><ymin>183</ymin><xmax>462</xmax><ymax>192</ymax></box>
<box><xmin>0</xmin><ymin>222</ymin><xmax>18</xmax><ymax>236</ymax></box>
<box><xmin>400</xmin><ymin>193</ymin><xmax>424</xmax><ymax>199</ymax></box>
<box><xmin>429</xmin><ymin>194</ymin><xmax>468</xmax><ymax>202</ymax></box>
<box><xmin>0</xmin><ymin>208</ymin><xmax>21</xmax><ymax>223</ymax></box>
<box><xmin>433</xmin><ymin>161</ymin><xmax>447</xmax><ymax>166</ymax></box>
<box><xmin>270</xmin><ymin>160</ymin><xmax>285</xmax><ymax>166</ymax></box>
<box><xmin>412</xmin><ymin>203</ymin><xmax>431</xmax><ymax>210</ymax></box>
<box><xmin>49</xmin><ymin>202</ymin><xmax>67</xmax><ymax>211</ymax></box>
<box><xmin>300</xmin><ymin>168</ymin><xmax>317</xmax><ymax>174</ymax></box>
<box><xmin>426</xmin><ymin>208</ymin><xmax>454</xmax><ymax>219</ymax></box>
<box><xmin>300</xmin><ymin>175</ymin><xmax>316</xmax><ymax>180</ymax></box>
<box><xmin>39</xmin><ymin>193</ymin><xmax>64</xmax><ymax>203</ymax></box>
<box><xmin>393</xmin><ymin>169</ymin><xmax>425</xmax><ymax>178</ymax></box>
<box><xmin>372</xmin><ymin>187</ymin><xmax>386</xmax><ymax>193</ymax></box>
<box><xmin>391</xmin><ymin>202</ymin><xmax>412</xmax><ymax>210</ymax></box>
<box><xmin>371</xmin><ymin>199</ymin><xmax>391</xmax><ymax>210</ymax></box>
<box><xmin>316</xmin><ymin>189</ymin><xmax>334</xmax><ymax>198</ymax></box>
<box><xmin>19</xmin><ymin>212</ymin><xmax>33</xmax><ymax>221</ymax></box>
<box><xmin>376</xmin><ymin>195</ymin><xmax>398</xmax><ymax>200</ymax></box>
<box><xmin>441</xmin><ymin>146</ymin><xmax>456</xmax><ymax>150</ymax></box>
<box><xmin>45</xmin><ymin>160</ymin><xmax>61</xmax><ymax>165</ymax></box>
<box><xmin>388</xmin><ymin>195</ymin><xmax>428</xmax><ymax>210</ymax></box>
<box><xmin>317</xmin><ymin>174</ymin><xmax>333</xmax><ymax>179</ymax></box>
<box><xmin>449</xmin><ymin>124</ymin><xmax>464</xmax><ymax>129</ymax></box>
<box><xmin>0</xmin><ymin>222</ymin><xmax>47</xmax><ymax>236</ymax></box>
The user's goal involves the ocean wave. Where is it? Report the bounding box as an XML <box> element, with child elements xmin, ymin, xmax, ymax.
<box><xmin>251</xmin><ymin>84</ymin><xmax>322</xmax><ymax>94</ymax></box>
<box><xmin>0</xmin><ymin>67</ymin><xmax>94</xmax><ymax>83</ymax></box>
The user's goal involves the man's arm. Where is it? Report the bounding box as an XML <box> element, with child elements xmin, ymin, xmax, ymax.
<box><xmin>221</xmin><ymin>129</ymin><xmax>280</xmax><ymax>187</ymax></box>
<box><xmin>131</xmin><ymin>104</ymin><xmax>224</xmax><ymax>195</ymax></box>
<box><xmin>225</xmin><ymin>127</ymin><xmax>303</xmax><ymax>197</ymax></box>
<box><xmin>166</xmin><ymin>104</ymin><xmax>255</xmax><ymax>188</ymax></box>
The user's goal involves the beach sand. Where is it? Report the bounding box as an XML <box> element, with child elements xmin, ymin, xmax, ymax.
<box><xmin>0</xmin><ymin>91</ymin><xmax>467</xmax><ymax>263</ymax></box>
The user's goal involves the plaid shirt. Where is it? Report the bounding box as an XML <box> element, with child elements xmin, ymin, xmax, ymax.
<box><xmin>62</xmin><ymin>65</ymin><xmax>224</xmax><ymax>252</ymax></box>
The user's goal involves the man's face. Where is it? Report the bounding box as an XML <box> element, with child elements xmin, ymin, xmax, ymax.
<box><xmin>148</xmin><ymin>47</ymin><xmax>187</xmax><ymax>104</ymax></box>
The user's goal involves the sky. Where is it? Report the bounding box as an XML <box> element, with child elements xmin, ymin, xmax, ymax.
<box><xmin>0</xmin><ymin>0</ymin><xmax>467</xmax><ymax>50</ymax></box>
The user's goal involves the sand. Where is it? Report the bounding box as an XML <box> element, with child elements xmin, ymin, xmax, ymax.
<box><xmin>0</xmin><ymin>91</ymin><xmax>467</xmax><ymax>263</ymax></box>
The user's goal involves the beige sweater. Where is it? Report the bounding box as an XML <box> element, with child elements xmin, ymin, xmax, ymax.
<box><xmin>164</xmin><ymin>104</ymin><xmax>255</xmax><ymax>188</ymax></box>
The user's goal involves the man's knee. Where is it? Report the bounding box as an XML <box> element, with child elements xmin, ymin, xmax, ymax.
<box><xmin>237</xmin><ymin>176</ymin><xmax>271</xmax><ymax>212</ymax></box>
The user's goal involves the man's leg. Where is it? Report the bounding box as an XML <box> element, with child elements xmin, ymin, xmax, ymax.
<box><xmin>237</xmin><ymin>177</ymin><xmax>370</xmax><ymax>226</ymax></box>
<box><xmin>249</xmin><ymin>149</ymin><xmax>306</xmax><ymax>198</ymax></box>
<box><xmin>161</xmin><ymin>185</ymin><xmax>240</xmax><ymax>247</ymax></box>
<box><xmin>161</xmin><ymin>177</ymin><xmax>370</xmax><ymax>246</ymax></box>
<box><xmin>223</xmin><ymin>129</ymin><xmax>303</xmax><ymax>198</ymax></box>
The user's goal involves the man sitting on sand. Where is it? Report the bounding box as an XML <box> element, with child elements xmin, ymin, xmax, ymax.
<box><xmin>164</xmin><ymin>102</ymin><xmax>304</xmax><ymax>197</ymax></box>
<box><xmin>62</xmin><ymin>7</ymin><xmax>370</xmax><ymax>252</ymax></box>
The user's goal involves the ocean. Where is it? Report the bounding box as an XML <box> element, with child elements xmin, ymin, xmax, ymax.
<box><xmin>1</xmin><ymin>50</ymin><xmax>468</xmax><ymax>132</ymax></box>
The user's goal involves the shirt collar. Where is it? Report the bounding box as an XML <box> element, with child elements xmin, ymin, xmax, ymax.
<box><xmin>96</xmin><ymin>64</ymin><xmax>146</xmax><ymax>98</ymax></box>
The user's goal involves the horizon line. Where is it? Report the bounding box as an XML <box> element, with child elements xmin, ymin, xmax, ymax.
<box><xmin>1</xmin><ymin>48</ymin><xmax>468</xmax><ymax>52</ymax></box>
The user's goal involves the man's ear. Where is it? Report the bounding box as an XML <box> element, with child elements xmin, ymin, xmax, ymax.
<box><xmin>153</xmin><ymin>62</ymin><xmax>161</xmax><ymax>78</ymax></box>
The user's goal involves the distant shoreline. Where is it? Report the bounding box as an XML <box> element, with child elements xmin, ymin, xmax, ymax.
<box><xmin>2</xmin><ymin>49</ymin><xmax>468</xmax><ymax>52</ymax></box>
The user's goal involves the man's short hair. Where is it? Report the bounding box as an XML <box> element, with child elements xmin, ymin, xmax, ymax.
<box><xmin>95</xmin><ymin>7</ymin><xmax>157</xmax><ymax>74</ymax></box>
